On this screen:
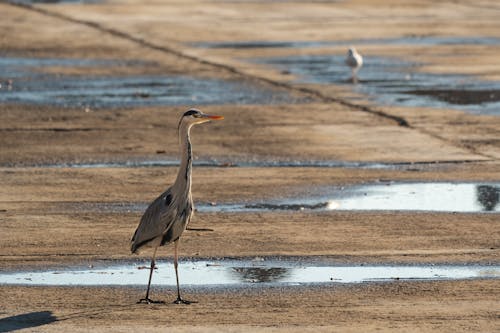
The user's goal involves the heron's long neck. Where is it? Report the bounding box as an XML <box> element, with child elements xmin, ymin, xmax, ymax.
<box><xmin>174</xmin><ymin>124</ymin><xmax>193</xmax><ymax>194</ymax></box>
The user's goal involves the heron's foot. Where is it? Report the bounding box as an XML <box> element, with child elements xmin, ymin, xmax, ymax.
<box><xmin>173</xmin><ymin>297</ymin><xmax>197</xmax><ymax>305</ymax></box>
<box><xmin>137</xmin><ymin>298</ymin><xmax>165</xmax><ymax>304</ymax></box>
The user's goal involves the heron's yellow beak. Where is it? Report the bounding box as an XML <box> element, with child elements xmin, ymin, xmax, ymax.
<box><xmin>205</xmin><ymin>114</ymin><xmax>224</xmax><ymax>120</ymax></box>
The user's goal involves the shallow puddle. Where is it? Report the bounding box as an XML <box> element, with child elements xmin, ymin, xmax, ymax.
<box><xmin>0</xmin><ymin>56</ymin><xmax>303</xmax><ymax>108</ymax></box>
<box><xmin>201</xmin><ymin>182</ymin><xmax>500</xmax><ymax>213</ymax></box>
<box><xmin>257</xmin><ymin>54</ymin><xmax>500</xmax><ymax>115</ymax></box>
<box><xmin>12</xmin><ymin>0</ymin><xmax>102</xmax><ymax>4</ymax></box>
<box><xmin>1</xmin><ymin>259</ymin><xmax>498</xmax><ymax>287</ymax></box>
<box><xmin>193</xmin><ymin>36</ymin><xmax>500</xmax><ymax>49</ymax></box>
<box><xmin>29</xmin><ymin>157</ymin><xmax>484</xmax><ymax>170</ymax></box>
<box><xmin>193</xmin><ymin>41</ymin><xmax>323</xmax><ymax>49</ymax></box>
<box><xmin>38</xmin><ymin>159</ymin><xmax>398</xmax><ymax>169</ymax></box>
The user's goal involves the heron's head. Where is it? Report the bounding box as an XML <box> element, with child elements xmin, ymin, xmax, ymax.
<box><xmin>179</xmin><ymin>109</ymin><xmax>224</xmax><ymax>129</ymax></box>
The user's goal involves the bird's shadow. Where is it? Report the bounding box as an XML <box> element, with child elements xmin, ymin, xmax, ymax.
<box><xmin>0</xmin><ymin>311</ymin><xmax>57</xmax><ymax>333</ymax></box>
<box><xmin>0</xmin><ymin>302</ymin><xmax>147</xmax><ymax>332</ymax></box>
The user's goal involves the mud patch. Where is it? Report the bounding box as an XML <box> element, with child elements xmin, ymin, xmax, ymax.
<box><xmin>404</xmin><ymin>89</ymin><xmax>500</xmax><ymax>105</ymax></box>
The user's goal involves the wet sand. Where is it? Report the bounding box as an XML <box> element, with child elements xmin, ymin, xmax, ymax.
<box><xmin>2</xmin><ymin>281</ymin><xmax>499</xmax><ymax>332</ymax></box>
<box><xmin>1</xmin><ymin>0</ymin><xmax>500</xmax><ymax>332</ymax></box>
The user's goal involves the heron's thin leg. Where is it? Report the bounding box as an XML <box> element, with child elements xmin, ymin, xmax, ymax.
<box><xmin>137</xmin><ymin>247</ymin><xmax>164</xmax><ymax>304</ymax></box>
<box><xmin>351</xmin><ymin>68</ymin><xmax>358</xmax><ymax>84</ymax></box>
<box><xmin>173</xmin><ymin>239</ymin><xmax>196</xmax><ymax>304</ymax></box>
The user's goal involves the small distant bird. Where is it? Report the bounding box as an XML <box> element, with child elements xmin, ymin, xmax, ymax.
<box><xmin>345</xmin><ymin>47</ymin><xmax>363</xmax><ymax>82</ymax></box>
<box><xmin>131</xmin><ymin>108</ymin><xmax>224</xmax><ymax>304</ymax></box>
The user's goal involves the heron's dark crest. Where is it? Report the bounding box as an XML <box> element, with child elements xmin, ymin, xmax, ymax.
<box><xmin>178</xmin><ymin>109</ymin><xmax>202</xmax><ymax>131</ymax></box>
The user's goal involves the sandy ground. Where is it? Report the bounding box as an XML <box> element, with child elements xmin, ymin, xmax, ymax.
<box><xmin>2</xmin><ymin>281</ymin><xmax>499</xmax><ymax>332</ymax></box>
<box><xmin>0</xmin><ymin>0</ymin><xmax>499</xmax><ymax>332</ymax></box>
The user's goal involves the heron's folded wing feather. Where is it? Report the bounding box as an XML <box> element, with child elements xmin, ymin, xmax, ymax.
<box><xmin>130</xmin><ymin>189</ymin><xmax>177</xmax><ymax>252</ymax></box>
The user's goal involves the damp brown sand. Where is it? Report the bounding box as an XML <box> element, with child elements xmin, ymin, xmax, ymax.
<box><xmin>1</xmin><ymin>280</ymin><xmax>499</xmax><ymax>332</ymax></box>
<box><xmin>1</xmin><ymin>205</ymin><xmax>499</xmax><ymax>269</ymax></box>
<box><xmin>2</xmin><ymin>103</ymin><xmax>499</xmax><ymax>166</ymax></box>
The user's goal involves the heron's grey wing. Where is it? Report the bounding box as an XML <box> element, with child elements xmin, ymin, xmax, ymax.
<box><xmin>130</xmin><ymin>188</ymin><xmax>177</xmax><ymax>253</ymax></box>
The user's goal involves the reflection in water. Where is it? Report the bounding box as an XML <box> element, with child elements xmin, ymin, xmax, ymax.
<box><xmin>476</xmin><ymin>185</ymin><xmax>500</xmax><ymax>211</ymax></box>
<box><xmin>231</xmin><ymin>267</ymin><xmax>290</xmax><ymax>283</ymax></box>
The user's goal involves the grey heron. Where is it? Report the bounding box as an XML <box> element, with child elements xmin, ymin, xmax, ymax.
<box><xmin>131</xmin><ymin>108</ymin><xmax>224</xmax><ymax>304</ymax></box>
<box><xmin>345</xmin><ymin>47</ymin><xmax>363</xmax><ymax>82</ymax></box>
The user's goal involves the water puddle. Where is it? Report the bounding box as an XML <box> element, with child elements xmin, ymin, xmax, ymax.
<box><xmin>11</xmin><ymin>0</ymin><xmax>102</xmax><ymax>4</ymax></box>
<box><xmin>21</xmin><ymin>157</ymin><xmax>486</xmax><ymax>169</ymax></box>
<box><xmin>52</xmin><ymin>182</ymin><xmax>500</xmax><ymax>214</ymax></box>
<box><xmin>0</xmin><ymin>56</ymin><xmax>304</xmax><ymax>108</ymax></box>
<box><xmin>256</xmin><ymin>54</ymin><xmax>500</xmax><ymax>115</ymax></box>
<box><xmin>1</xmin><ymin>259</ymin><xmax>498</xmax><ymax>287</ymax></box>
<box><xmin>193</xmin><ymin>36</ymin><xmax>500</xmax><ymax>49</ymax></box>
<box><xmin>206</xmin><ymin>182</ymin><xmax>500</xmax><ymax>213</ymax></box>
<box><xmin>35</xmin><ymin>159</ymin><xmax>400</xmax><ymax>169</ymax></box>
<box><xmin>193</xmin><ymin>41</ymin><xmax>323</xmax><ymax>49</ymax></box>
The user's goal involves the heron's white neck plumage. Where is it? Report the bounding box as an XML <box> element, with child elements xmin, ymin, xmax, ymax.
<box><xmin>173</xmin><ymin>122</ymin><xmax>193</xmax><ymax>196</ymax></box>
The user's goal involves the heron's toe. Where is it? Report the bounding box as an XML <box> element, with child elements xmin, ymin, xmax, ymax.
<box><xmin>173</xmin><ymin>297</ymin><xmax>197</xmax><ymax>305</ymax></box>
<box><xmin>137</xmin><ymin>298</ymin><xmax>165</xmax><ymax>304</ymax></box>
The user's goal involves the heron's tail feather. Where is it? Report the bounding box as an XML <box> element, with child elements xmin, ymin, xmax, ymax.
<box><xmin>130</xmin><ymin>229</ymin><xmax>140</xmax><ymax>254</ymax></box>
<box><xmin>130</xmin><ymin>242</ymin><xmax>139</xmax><ymax>254</ymax></box>
<box><xmin>131</xmin><ymin>234</ymin><xmax>157</xmax><ymax>254</ymax></box>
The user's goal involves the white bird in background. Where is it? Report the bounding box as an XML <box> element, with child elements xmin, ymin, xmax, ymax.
<box><xmin>345</xmin><ymin>47</ymin><xmax>363</xmax><ymax>82</ymax></box>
